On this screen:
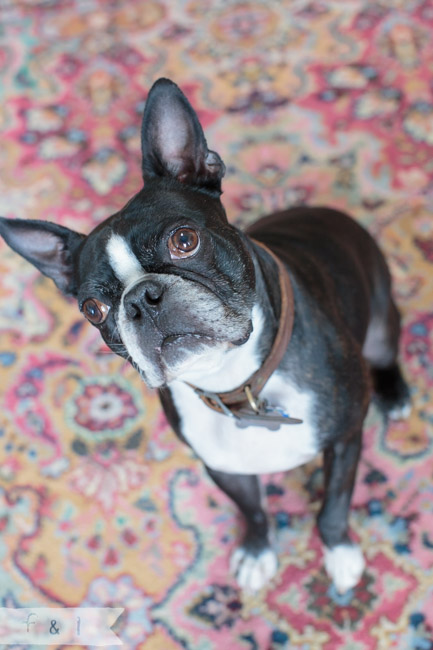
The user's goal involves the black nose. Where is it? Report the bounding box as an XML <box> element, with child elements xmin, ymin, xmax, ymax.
<box><xmin>123</xmin><ymin>279</ymin><xmax>164</xmax><ymax>319</ymax></box>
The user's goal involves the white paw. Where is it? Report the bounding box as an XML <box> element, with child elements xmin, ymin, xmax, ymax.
<box><xmin>230</xmin><ymin>546</ymin><xmax>278</xmax><ymax>592</ymax></box>
<box><xmin>324</xmin><ymin>544</ymin><xmax>365</xmax><ymax>594</ymax></box>
<box><xmin>388</xmin><ymin>401</ymin><xmax>412</xmax><ymax>421</ymax></box>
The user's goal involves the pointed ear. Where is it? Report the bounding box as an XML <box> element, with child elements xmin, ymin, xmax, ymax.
<box><xmin>0</xmin><ymin>217</ymin><xmax>85</xmax><ymax>296</ymax></box>
<box><xmin>141</xmin><ymin>78</ymin><xmax>225</xmax><ymax>194</ymax></box>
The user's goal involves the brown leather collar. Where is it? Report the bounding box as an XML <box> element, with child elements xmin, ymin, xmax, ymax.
<box><xmin>188</xmin><ymin>239</ymin><xmax>295</xmax><ymax>418</ymax></box>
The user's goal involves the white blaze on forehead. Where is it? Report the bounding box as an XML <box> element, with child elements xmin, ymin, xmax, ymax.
<box><xmin>106</xmin><ymin>233</ymin><xmax>144</xmax><ymax>286</ymax></box>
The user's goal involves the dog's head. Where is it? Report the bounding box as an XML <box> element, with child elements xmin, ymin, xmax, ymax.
<box><xmin>0</xmin><ymin>79</ymin><xmax>256</xmax><ymax>388</ymax></box>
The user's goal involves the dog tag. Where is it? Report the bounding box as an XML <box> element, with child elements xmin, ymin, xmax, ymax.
<box><xmin>234</xmin><ymin>403</ymin><xmax>303</xmax><ymax>430</ymax></box>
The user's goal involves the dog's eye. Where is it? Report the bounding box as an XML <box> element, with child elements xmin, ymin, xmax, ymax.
<box><xmin>82</xmin><ymin>298</ymin><xmax>110</xmax><ymax>325</ymax></box>
<box><xmin>168</xmin><ymin>228</ymin><xmax>200</xmax><ymax>259</ymax></box>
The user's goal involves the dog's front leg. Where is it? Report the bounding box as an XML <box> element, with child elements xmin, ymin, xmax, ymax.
<box><xmin>205</xmin><ymin>466</ymin><xmax>278</xmax><ymax>592</ymax></box>
<box><xmin>317</xmin><ymin>431</ymin><xmax>365</xmax><ymax>594</ymax></box>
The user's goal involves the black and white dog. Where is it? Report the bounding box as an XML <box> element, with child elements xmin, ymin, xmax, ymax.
<box><xmin>0</xmin><ymin>79</ymin><xmax>410</xmax><ymax>594</ymax></box>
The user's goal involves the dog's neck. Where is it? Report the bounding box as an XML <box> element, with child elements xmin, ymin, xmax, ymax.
<box><xmin>169</xmin><ymin>239</ymin><xmax>280</xmax><ymax>393</ymax></box>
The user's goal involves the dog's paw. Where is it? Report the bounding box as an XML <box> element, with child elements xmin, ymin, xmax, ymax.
<box><xmin>388</xmin><ymin>399</ymin><xmax>412</xmax><ymax>421</ymax></box>
<box><xmin>230</xmin><ymin>546</ymin><xmax>278</xmax><ymax>592</ymax></box>
<box><xmin>324</xmin><ymin>543</ymin><xmax>365</xmax><ymax>594</ymax></box>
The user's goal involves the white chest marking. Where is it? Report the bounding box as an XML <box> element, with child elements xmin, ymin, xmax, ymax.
<box><xmin>169</xmin><ymin>374</ymin><xmax>319</xmax><ymax>475</ymax></box>
<box><xmin>106</xmin><ymin>233</ymin><xmax>144</xmax><ymax>286</ymax></box>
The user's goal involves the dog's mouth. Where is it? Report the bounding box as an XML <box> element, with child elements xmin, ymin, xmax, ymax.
<box><xmin>161</xmin><ymin>332</ymin><xmax>219</xmax><ymax>367</ymax></box>
<box><xmin>162</xmin><ymin>332</ymin><xmax>215</xmax><ymax>347</ymax></box>
<box><xmin>125</xmin><ymin>328</ymin><xmax>245</xmax><ymax>387</ymax></box>
<box><xmin>124</xmin><ymin>331</ymin><xmax>229</xmax><ymax>388</ymax></box>
<box><xmin>118</xmin><ymin>315</ymin><xmax>254</xmax><ymax>388</ymax></box>
<box><xmin>160</xmin><ymin>331</ymin><xmax>226</xmax><ymax>374</ymax></box>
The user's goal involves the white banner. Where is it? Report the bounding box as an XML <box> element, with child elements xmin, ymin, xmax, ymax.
<box><xmin>0</xmin><ymin>607</ymin><xmax>124</xmax><ymax>646</ymax></box>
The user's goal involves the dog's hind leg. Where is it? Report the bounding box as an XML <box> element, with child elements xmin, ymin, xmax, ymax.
<box><xmin>205</xmin><ymin>466</ymin><xmax>278</xmax><ymax>592</ymax></box>
<box><xmin>317</xmin><ymin>430</ymin><xmax>365</xmax><ymax>594</ymax></box>
<box><xmin>363</xmin><ymin>288</ymin><xmax>411</xmax><ymax>420</ymax></box>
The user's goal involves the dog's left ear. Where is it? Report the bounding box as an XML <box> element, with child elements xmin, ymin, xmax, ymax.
<box><xmin>0</xmin><ymin>217</ymin><xmax>85</xmax><ymax>296</ymax></box>
<box><xmin>141</xmin><ymin>78</ymin><xmax>225</xmax><ymax>195</ymax></box>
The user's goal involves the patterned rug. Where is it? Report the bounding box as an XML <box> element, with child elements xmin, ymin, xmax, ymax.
<box><xmin>1</xmin><ymin>1</ymin><xmax>433</xmax><ymax>648</ymax></box>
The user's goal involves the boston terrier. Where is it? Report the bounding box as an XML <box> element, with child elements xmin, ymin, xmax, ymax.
<box><xmin>0</xmin><ymin>78</ymin><xmax>411</xmax><ymax>594</ymax></box>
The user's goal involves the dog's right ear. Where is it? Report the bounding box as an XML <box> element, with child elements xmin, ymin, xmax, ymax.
<box><xmin>141</xmin><ymin>78</ymin><xmax>225</xmax><ymax>195</ymax></box>
<box><xmin>0</xmin><ymin>217</ymin><xmax>85</xmax><ymax>297</ymax></box>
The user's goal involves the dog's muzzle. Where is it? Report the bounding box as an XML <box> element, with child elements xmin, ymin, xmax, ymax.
<box><xmin>116</xmin><ymin>273</ymin><xmax>252</xmax><ymax>387</ymax></box>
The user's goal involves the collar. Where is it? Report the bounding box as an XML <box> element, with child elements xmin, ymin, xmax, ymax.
<box><xmin>187</xmin><ymin>239</ymin><xmax>295</xmax><ymax>418</ymax></box>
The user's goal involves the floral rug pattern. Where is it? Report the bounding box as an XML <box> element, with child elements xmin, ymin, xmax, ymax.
<box><xmin>1</xmin><ymin>1</ymin><xmax>433</xmax><ymax>648</ymax></box>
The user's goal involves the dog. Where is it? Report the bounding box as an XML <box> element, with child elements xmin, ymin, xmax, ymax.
<box><xmin>0</xmin><ymin>78</ymin><xmax>411</xmax><ymax>594</ymax></box>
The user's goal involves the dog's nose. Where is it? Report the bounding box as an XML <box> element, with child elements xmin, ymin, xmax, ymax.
<box><xmin>124</xmin><ymin>279</ymin><xmax>165</xmax><ymax>319</ymax></box>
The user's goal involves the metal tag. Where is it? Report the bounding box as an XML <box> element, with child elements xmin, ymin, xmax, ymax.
<box><xmin>234</xmin><ymin>403</ymin><xmax>303</xmax><ymax>430</ymax></box>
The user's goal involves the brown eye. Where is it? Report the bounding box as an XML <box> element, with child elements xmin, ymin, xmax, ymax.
<box><xmin>168</xmin><ymin>228</ymin><xmax>200</xmax><ymax>259</ymax></box>
<box><xmin>82</xmin><ymin>298</ymin><xmax>110</xmax><ymax>325</ymax></box>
